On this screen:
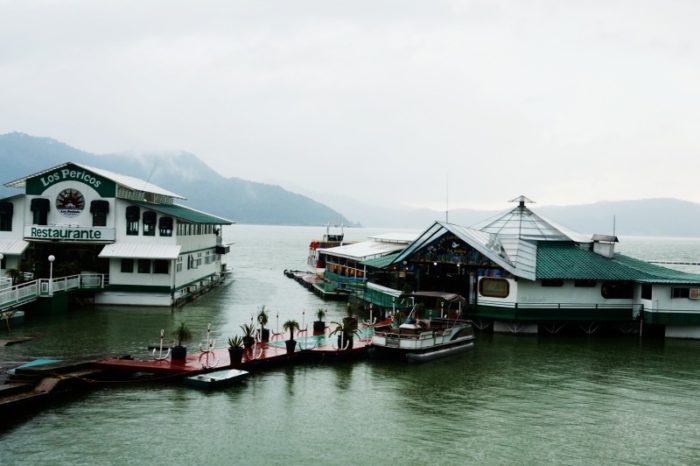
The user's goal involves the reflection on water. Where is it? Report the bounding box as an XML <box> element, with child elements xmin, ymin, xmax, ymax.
<box><xmin>2</xmin><ymin>227</ymin><xmax>700</xmax><ymax>465</ymax></box>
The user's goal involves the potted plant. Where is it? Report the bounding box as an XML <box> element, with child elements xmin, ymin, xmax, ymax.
<box><xmin>313</xmin><ymin>308</ymin><xmax>326</xmax><ymax>335</ymax></box>
<box><xmin>227</xmin><ymin>335</ymin><xmax>244</xmax><ymax>367</ymax></box>
<box><xmin>240</xmin><ymin>323</ymin><xmax>256</xmax><ymax>349</ymax></box>
<box><xmin>257</xmin><ymin>305</ymin><xmax>270</xmax><ymax>342</ymax></box>
<box><xmin>171</xmin><ymin>322</ymin><xmax>192</xmax><ymax>360</ymax></box>
<box><xmin>330</xmin><ymin>320</ymin><xmax>357</xmax><ymax>350</ymax></box>
<box><xmin>282</xmin><ymin>319</ymin><xmax>300</xmax><ymax>354</ymax></box>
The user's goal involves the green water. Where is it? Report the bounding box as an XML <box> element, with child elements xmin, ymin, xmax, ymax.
<box><xmin>1</xmin><ymin>226</ymin><xmax>700</xmax><ymax>465</ymax></box>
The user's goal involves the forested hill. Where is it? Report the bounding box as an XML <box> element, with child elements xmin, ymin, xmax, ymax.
<box><xmin>0</xmin><ymin>132</ymin><xmax>352</xmax><ymax>226</ymax></box>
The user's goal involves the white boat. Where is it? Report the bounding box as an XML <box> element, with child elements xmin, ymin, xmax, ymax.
<box><xmin>184</xmin><ymin>368</ymin><xmax>249</xmax><ymax>389</ymax></box>
<box><xmin>370</xmin><ymin>292</ymin><xmax>475</xmax><ymax>362</ymax></box>
<box><xmin>307</xmin><ymin>224</ymin><xmax>348</xmax><ymax>275</ymax></box>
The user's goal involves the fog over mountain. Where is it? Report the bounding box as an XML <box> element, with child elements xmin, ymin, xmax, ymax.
<box><xmin>2</xmin><ymin>132</ymin><xmax>700</xmax><ymax>237</ymax></box>
<box><xmin>0</xmin><ymin>133</ymin><xmax>351</xmax><ymax>226</ymax></box>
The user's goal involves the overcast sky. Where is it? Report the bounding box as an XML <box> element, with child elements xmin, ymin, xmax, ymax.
<box><xmin>1</xmin><ymin>0</ymin><xmax>698</xmax><ymax>211</ymax></box>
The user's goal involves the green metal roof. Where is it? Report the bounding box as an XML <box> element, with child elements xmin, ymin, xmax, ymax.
<box><xmin>536</xmin><ymin>242</ymin><xmax>700</xmax><ymax>284</ymax></box>
<box><xmin>362</xmin><ymin>252</ymin><xmax>400</xmax><ymax>269</ymax></box>
<box><xmin>134</xmin><ymin>201</ymin><xmax>233</xmax><ymax>225</ymax></box>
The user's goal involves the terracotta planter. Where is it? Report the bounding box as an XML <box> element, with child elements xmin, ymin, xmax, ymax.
<box><xmin>259</xmin><ymin>328</ymin><xmax>270</xmax><ymax>342</ymax></box>
<box><xmin>243</xmin><ymin>336</ymin><xmax>255</xmax><ymax>349</ymax></box>
<box><xmin>337</xmin><ymin>334</ymin><xmax>354</xmax><ymax>350</ymax></box>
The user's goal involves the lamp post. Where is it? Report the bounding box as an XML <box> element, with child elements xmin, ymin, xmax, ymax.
<box><xmin>48</xmin><ymin>254</ymin><xmax>55</xmax><ymax>296</ymax></box>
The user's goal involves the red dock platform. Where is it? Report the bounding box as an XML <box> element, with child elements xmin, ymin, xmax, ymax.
<box><xmin>94</xmin><ymin>330</ymin><xmax>374</xmax><ymax>378</ymax></box>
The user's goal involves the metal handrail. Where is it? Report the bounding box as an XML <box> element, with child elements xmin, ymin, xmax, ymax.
<box><xmin>0</xmin><ymin>274</ymin><xmax>109</xmax><ymax>312</ymax></box>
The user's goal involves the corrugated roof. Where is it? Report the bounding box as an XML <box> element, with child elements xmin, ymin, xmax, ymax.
<box><xmin>0</xmin><ymin>239</ymin><xmax>29</xmax><ymax>255</ymax></box>
<box><xmin>99</xmin><ymin>243</ymin><xmax>182</xmax><ymax>259</ymax></box>
<box><xmin>319</xmin><ymin>239</ymin><xmax>406</xmax><ymax>261</ymax></box>
<box><xmin>536</xmin><ymin>242</ymin><xmax>700</xmax><ymax>284</ymax></box>
<box><xmin>133</xmin><ymin>201</ymin><xmax>233</xmax><ymax>225</ymax></box>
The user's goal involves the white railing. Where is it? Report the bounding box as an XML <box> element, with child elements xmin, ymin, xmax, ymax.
<box><xmin>0</xmin><ymin>274</ymin><xmax>109</xmax><ymax>312</ymax></box>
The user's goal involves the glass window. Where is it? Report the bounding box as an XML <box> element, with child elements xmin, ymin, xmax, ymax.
<box><xmin>31</xmin><ymin>198</ymin><xmax>49</xmax><ymax>225</ymax></box>
<box><xmin>601</xmin><ymin>281</ymin><xmax>634</xmax><ymax>299</ymax></box>
<box><xmin>574</xmin><ymin>280</ymin><xmax>596</xmax><ymax>288</ymax></box>
<box><xmin>541</xmin><ymin>279</ymin><xmax>564</xmax><ymax>287</ymax></box>
<box><xmin>137</xmin><ymin>259</ymin><xmax>151</xmax><ymax>274</ymax></box>
<box><xmin>642</xmin><ymin>284</ymin><xmax>652</xmax><ymax>300</ymax></box>
<box><xmin>159</xmin><ymin>217</ymin><xmax>173</xmax><ymax>237</ymax></box>
<box><xmin>121</xmin><ymin>259</ymin><xmax>134</xmax><ymax>273</ymax></box>
<box><xmin>479</xmin><ymin>278</ymin><xmax>510</xmax><ymax>298</ymax></box>
<box><xmin>153</xmin><ymin>260</ymin><xmax>169</xmax><ymax>274</ymax></box>
<box><xmin>143</xmin><ymin>211</ymin><xmax>156</xmax><ymax>236</ymax></box>
<box><xmin>0</xmin><ymin>201</ymin><xmax>13</xmax><ymax>231</ymax></box>
<box><xmin>90</xmin><ymin>200</ymin><xmax>109</xmax><ymax>227</ymax></box>
<box><xmin>672</xmin><ymin>287</ymin><xmax>690</xmax><ymax>299</ymax></box>
<box><xmin>126</xmin><ymin>206</ymin><xmax>140</xmax><ymax>236</ymax></box>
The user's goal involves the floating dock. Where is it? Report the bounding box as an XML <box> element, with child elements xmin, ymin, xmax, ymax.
<box><xmin>284</xmin><ymin>269</ymin><xmax>348</xmax><ymax>300</ymax></box>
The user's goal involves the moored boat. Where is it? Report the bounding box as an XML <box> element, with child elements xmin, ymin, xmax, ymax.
<box><xmin>184</xmin><ymin>368</ymin><xmax>249</xmax><ymax>389</ymax></box>
<box><xmin>370</xmin><ymin>292</ymin><xmax>475</xmax><ymax>362</ymax></box>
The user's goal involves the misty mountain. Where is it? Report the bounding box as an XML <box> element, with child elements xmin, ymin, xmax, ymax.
<box><xmin>283</xmin><ymin>184</ymin><xmax>700</xmax><ymax>237</ymax></box>
<box><xmin>0</xmin><ymin>132</ymin><xmax>351</xmax><ymax>226</ymax></box>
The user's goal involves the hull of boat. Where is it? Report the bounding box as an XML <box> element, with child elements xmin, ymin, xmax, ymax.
<box><xmin>405</xmin><ymin>341</ymin><xmax>474</xmax><ymax>362</ymax></box>
<box><xmin>370</xmin><ymin>335</ymin><xmax>474</xmax><ymax>362</ymax></box>
<box><xmin>184</xmin><ymin>368</ymin><xmax>249</xmax><ymax>389</ymax></box>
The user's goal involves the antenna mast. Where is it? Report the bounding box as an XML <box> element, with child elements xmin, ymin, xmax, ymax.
<box><xmin>445</xmin><ymin>174</ymin><xmax>449</xmax><ymax>223</ymax></box>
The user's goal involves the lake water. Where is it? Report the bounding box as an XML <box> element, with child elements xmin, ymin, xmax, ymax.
<box><xmin>2</xmin><ymin>225</ymin><xmax>700</xmax><ymax>465</ymax></box>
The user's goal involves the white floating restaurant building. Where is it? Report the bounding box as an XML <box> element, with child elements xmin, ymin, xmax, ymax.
<box><xmin>357</xmin><ymin>196</ymin><xmax>700</xmax><ymax>339</ymax></box>
<box><xmin>0</xmin><ymin>162</ymin><xmax>232</xmax><ymax>307</ymax></box>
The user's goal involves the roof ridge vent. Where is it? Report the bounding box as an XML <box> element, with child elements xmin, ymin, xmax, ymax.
<box><xmin>592</xmin><ymin>234</ymin><xmax>619</xmax><ymax>258</ymax></box>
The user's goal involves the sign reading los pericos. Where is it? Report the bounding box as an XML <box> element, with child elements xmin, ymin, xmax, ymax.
<box><xmin>26</xmin><ymin>164</ymin><xmax>116</xmax><ymax>197</ymax></box>
<box><xmin>24</xmin><ymin>226</ymin><xmax>116</xmax><ymax>241</ymax></box>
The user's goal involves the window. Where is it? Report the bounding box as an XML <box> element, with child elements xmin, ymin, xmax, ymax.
<box><xmin>642</xmin><ymin>284</ymin><xmax>652</xmax><ymax>300</ymax></box>
<box><xmin>672</xmin><ymin>287</ymin><xmax>690</xmax><ymax>299</ymax></box>
<box><xmin>0</xmin><ymin>201</ymin><xmax>12</xmax><ymax>231</ymax></box>
<box><xmin>574</xmin><ymin>280</ymin><xmax>596</xmax><ymax>288</ymax></box>
<box><xmin>176</xmin><ymin>257</ymin><xmax>183</xmax><ymax>272</ymax></box>
<box><xmin>143</xmin><ymin>211</ymin><xmax>156</xmax><ymax>236</ymax></box>
<box><xmin>153</xmin><ymin>260</ymin><xmax>169</xmax><ymax>274</ymax></box>
<box><xmin>126</xmin><ymin>206</ymin><xmax>140</xmax><ymax>235</ymax></box>
<box><xmin>31</xmin><ymin>198</ymin><xmax>49</xmax><ymax>225</ymax></box>
<box><xmin>541</xmin><ymin>279</ymin><xmax>564</xmax><ymax>287</ymax></box>
<box><xmin>121</xmin><ymin>259</ymin><xmax>134</xmax><ymax>273</ymax></box>
<box><xmin>137</xmin><ymin>259</ymin><xmax>151</xmax><ymax>273</ymax></box>
<box><xmin>159</xmin><ymin>217</ymin><xmax>173</xmax><ymax>237</ymax></box>
<box><xmin>479</xmin><ymin>278</ymin><xmax>510</xmax><ymax>298</ymax></box>
<box><xmin>601</xmin><ymin>281</ymin><xmax>634</xmax><ymax>299</ymax></box>
<box><xmin>90</xmin><ymin>200</ymin><xmax>109</xmax><ymax>227</ymax></box>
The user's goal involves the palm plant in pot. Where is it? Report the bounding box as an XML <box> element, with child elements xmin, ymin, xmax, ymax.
<box><xmin>171</xmin><ymin>322</ymin><xmax>192</xmax><ymax>360</ymax></box>
<box><xmin>330</xmin><ymin>320</ymin><xmax>358</xmax><ymax>350</ymax></box>
<box><xmin>240</xmin><ymin>323</ymin><xmax>256</xmax><ymax>349</ymax></box>
<box><xmin>342</xmin><ymin>304</ymin><xmax>358</xmax><ymax>333</ymax></box>
<box><xmin>257</xmin><ymin>305</ymin><xmax>270</xmax><ymax>342</ymax></box>
<box><xmin>227</xmin><ymin>335</ymin><xmax>244</xmax><ymax>367</ymax></box>
<box><xmin>313</xmin><ymin>308</ymin><xmax>326</xmax><ymax>335</ymax></box>
<box><xmin>282</xmin><ymin>319</ymin><xmax>300</xmax><ymax>354</ymax></box>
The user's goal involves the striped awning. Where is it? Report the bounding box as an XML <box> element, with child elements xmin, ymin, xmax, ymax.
<box><xmin>0</xmin><ymin>239</ymin><xmax>29</xmax><ymax>255</ymax></box>
<box><xmin>99</xmin><ymin>243</ymin><xmax>181</xmax><ymax>260</ymax></box>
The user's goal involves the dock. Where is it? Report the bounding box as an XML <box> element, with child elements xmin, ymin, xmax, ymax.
<box><xmin>0</xmin><ymin>327</ymin><xmax>376</xmax><ymax>427</ymax></box>
<box><xmin>283</xmin><ymin>269</ymin><xmax>348</xmax><ymax>300</ymax></box>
